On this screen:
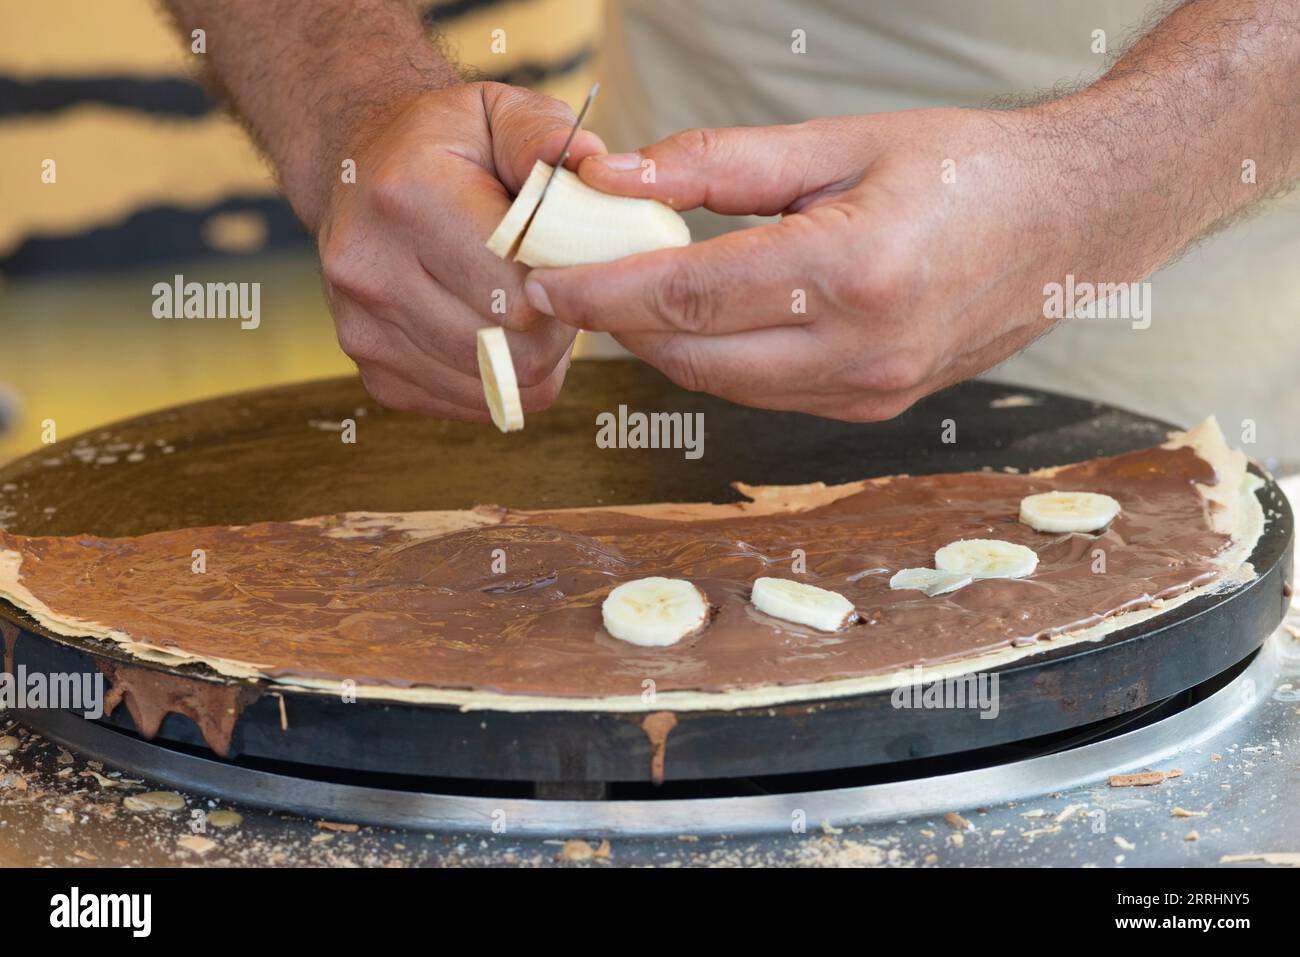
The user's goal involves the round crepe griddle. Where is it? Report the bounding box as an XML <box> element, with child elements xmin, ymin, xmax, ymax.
<box><xmin>0</xmin><ymin>364</ymin><xmax>1292</xmax><ymax>784</ymax></box>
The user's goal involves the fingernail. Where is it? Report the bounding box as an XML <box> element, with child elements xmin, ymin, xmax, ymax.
<box><xmin>525</xmin><ymin>279</ymin><xmax>553</xmax><ymax>315</ymax></box>
<box><xmin>597</xmin><ymin>152</ymin><xmax>642</xmax><ymax>170</ymax></box>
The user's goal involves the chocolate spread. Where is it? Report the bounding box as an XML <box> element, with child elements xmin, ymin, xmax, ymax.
<box><xmin>0</xmin><ymin>444</ymin><xmax>1227</xmax><ymax>699</ymax></box>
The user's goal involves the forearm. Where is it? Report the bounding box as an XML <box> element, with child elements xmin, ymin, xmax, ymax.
<box><xmin>163</xmin><ymin>0</ymin><xmax>460</xmax><ymax>230</ymax></box>
<box><xmin>1031</xmin><ymin>0</ymin><xmax>1300</xmax><ymax>271</ymax></box>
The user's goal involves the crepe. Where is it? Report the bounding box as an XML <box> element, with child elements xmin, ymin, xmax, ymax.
<box><xmin>0</xmin><ymin>418</ymin><xmax>1264</xmax><ymax>712</ymax></box>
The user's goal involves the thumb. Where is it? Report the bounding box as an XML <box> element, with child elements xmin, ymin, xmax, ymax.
<box><xmin>576</xmin><ymin>120</ymin><xmax>862</xmax><ymax>216</ymax></box>
<box><xmin>483</xmin><ymin>83</ymin><xmax>606</xmax><ymax>194</ymax></box>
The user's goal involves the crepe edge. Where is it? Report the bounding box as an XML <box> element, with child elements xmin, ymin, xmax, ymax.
<box><xmin>0</xmin><ymin>416</ymin><xmax>1266</xmax><ymax>713</ymax></box>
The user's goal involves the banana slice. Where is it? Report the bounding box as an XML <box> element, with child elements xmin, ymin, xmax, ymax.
<box><xmin>934</xmin><ymin>539</ymin><xmax>1038</xmax><ymax>580</ymax></box>
<box><xmin>750</xmin><ymin>577</ymin><xmax>857</xmax><ymax>632</ymax></box>
<box><xmin>476</xmin><ymin>327</ymin><xmax>523</xmax><ymax>433</ymax></box>
<box><xmin>487</xmin><ymin>160</ymin><xmax>691</xmax><ymax>268</ymax></box>
<box><xmin>888</xmin><ymin>567</ymin><xmax>973</xmax><ymax>597</ymax></box>
<box><xmin>485</xmin><ymin>161</ymin><xmax>549</xmax><ymax>260</ymax></box>
<box><xmin>602</xmin><ymin>577</ymin><xmax>710</xmax><ymax>647</ymax></box>
<box><xmin>1019</xmin><ymin>491</ymin><xmax>1121</xmax><ymax>533</ymax></box>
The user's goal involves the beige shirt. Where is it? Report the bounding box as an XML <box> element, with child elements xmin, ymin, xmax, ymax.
<box><xmin>587</xmin><ymin>0</ymin><xmax>1300</xmax><ymax>468</ymax></box>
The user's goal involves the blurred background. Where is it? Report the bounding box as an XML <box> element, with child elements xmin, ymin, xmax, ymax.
<box><xmin>4</xmin><ymin>1</ymin><xmax>1297</xmax><ymax>474</ymax></box>
<box><xmin>0</xmin><ymin>0</ymin><xmax>601</xmax><ymax>462</ymax></box>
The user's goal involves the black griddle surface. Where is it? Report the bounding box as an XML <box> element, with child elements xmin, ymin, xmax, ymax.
<box><xmin>0</xmin><ymin>364</ymin><xmax>1292</xmax><ymax>784</ymax></box>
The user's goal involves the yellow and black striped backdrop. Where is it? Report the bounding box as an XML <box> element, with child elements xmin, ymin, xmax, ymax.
<box><xmin>0</xmin><ymin>0</ymin><xmax>601</xmax><ymax>460</ymax></box>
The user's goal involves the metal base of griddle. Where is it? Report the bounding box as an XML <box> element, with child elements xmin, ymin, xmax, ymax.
<box><xmin>14</xmin><ymin>635</ymin><xmax>1280</xmax><ymax>837</ymax></box>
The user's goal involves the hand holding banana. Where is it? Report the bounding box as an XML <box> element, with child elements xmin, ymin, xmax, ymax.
<box><xmin>523</xmin><ymin>107</ymin><xmax>1138</xmax><ymax>421</ymax></box>
<box><xmin>315</xmin><ymin>82</ymin><xmax>606</xmax><ymax>422</ymax></box>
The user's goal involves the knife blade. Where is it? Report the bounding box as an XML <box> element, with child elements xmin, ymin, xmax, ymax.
<box><xmin>520</xmin><ymin>82</ymin><xmax>600</xmax><ymax>239</ymax></box>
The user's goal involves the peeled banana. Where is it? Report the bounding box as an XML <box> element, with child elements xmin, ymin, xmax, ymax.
<box><xmin>750</xmin><ymin>577</ymin><xmax>857</xmax><ymax>632</ymax></box>
<box><xmin>934</xmin><ymin>539</ymin><xmax>1038</xmax><ymax>580</ymax></box>
<box><xmin>487</xmin><ymin>160</ymin><xmax>691</xmax><ymax>268</ymax></box>
<box><xmin>602</xmin><ymin>577</ymin><xmax>711</xmax><ymax>647</ymax></box>
<box><xmin>1019</xmin><ymin>491</ymin><xmax>1121</xmax><ymax>533</ymax></box>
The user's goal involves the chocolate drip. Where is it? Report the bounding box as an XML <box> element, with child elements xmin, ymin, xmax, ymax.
<box><xmin>641</xmin><ymin>711</ymin><xmax>677</xmax><ymax>785</ymax></box>
<box><xmin>100</xmin><ymin>663</ymin><xmax>255</xmax><ymax>756</ymax></box>
<box><xmin>0</xmin><ymin>618</ymin><xmax>17</xmax><ymax>678</ymax></box>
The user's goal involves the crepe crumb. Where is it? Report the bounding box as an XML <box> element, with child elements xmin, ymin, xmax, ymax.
<box><xmin>798</xmin><ymin>837</ymin><xmax>889</xmax><ymax>867</ymax></box>
<box><xmin>1109</xmin><ymin>768</ymin><xmax>1181</xmax><ymax>787</ymax></box>
<box><xmin>1022</xmin><ymin>826</ymin><xmax>1061</xmax><ymax>840</ymax></box>
<box><xmin>123</xmin><ymin>791</ymin><xmax>185</xmax><ymax>812</ymax></box>
<box><xmin>1055</xmin><ymin>804</ymin><xmax>1085</xmax><ymax>823</ymax></box>
<box><xmin>178</xmin><ymin>835</ymin><xmax>217</xmax><ymax>856</ymax></box>
<box><xmin>558</xmin><ymin>839</ymin><xmax>597</xmax><ymax>862</ymax></box>
<box><xmin>317</xmin><ymin>820</ymin><xmax>359</xmax><ymax>833</ymax></box>
<box><xmin>79</xmin><ymin>770</ymin><xmax>124</xmax><ymax>789</ymax></box>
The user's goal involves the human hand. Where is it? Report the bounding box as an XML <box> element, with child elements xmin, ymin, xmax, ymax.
<box><xmin>524</xmin><ymin>107</ymin><xmax>1141</xmax><ymax>421</ymax></box>
<box><xmin>317</xmin><ymin>82</ymin><xmax>605</xmax><ymax>419</ymax></box>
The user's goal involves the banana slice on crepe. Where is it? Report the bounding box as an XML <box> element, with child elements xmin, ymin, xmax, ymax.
<box><xmin>934</xmin><ymin>539</ymin><xmax>1038</xmax><ymax>580</ymax></box>
<box><xmin>602</xmin><ymin>577</ymin><xmax>710</xmax><ymax>647</ymax></box>
<box><xmin>1019</xmin><ymin>491</ymin><xmax>1121</xmax><ymax>533</ymax></box>
<box><xmin>888</xmin><ymin>568</ymin><xmax>973</xmax><ymax>597</ymax></box>
<box><xmin>750</xmin><ymin>577</ymin><xmax>857</xmax><ymax>632</ymax></box>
